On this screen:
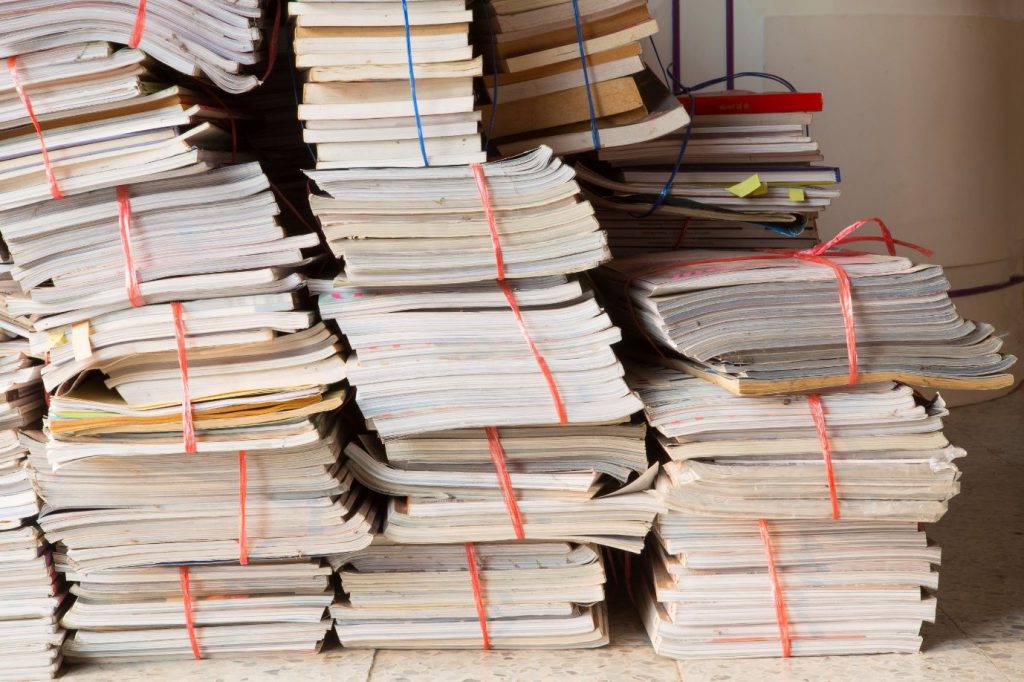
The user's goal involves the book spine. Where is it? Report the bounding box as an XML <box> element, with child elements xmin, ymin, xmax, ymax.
<box><xmin>680</xmin><ymin>92</ymin><xmax>824</xmax><ymax>115</ymax></box>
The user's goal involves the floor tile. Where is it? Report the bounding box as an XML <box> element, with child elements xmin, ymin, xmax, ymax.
<box><xmin>367</xmin><ymin>647</ymin><xmax>680</xmax><ymax>682</ymax></box>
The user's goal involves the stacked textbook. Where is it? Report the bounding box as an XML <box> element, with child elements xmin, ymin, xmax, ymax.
<box><xmin>0</xmin><ymin>376</ymin><xmax>61</xmax><ymax>680</ymax></box>
<box><xmin>477</xmin><ymin>0</ymin><xmax>688</xmax><ymax>154</ymax></box>
<box><xmin>0</xmin><ymin>28</ymin><xmax>372</xmax><ymax>664</ymax></box>
<box><xmin>330</xmin><ymin>540</ymin><xmax>610</xmax><ymax>648</ymax></box>
<box><xmin>578</xmin><ymin>90</ymin><xmax>839</xmax><ymax>255</ymax></box>
<box><xmin>291</xmin><ymin>0</ymin><xmax>485</xmax><ymax>167</ymax></box>
<box><xmin>596</xmin><ymin>235</ymin><xmax>1015</xmax><ymax>658</ymax></box>
<box><xmin>310</xmin><ymin>147</ymin><xmax>662</xmax><ymax>647</ymax></box>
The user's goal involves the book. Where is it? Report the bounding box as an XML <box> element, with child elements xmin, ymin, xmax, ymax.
<box><xmin>680</xmin><ymin>91</ymin><xmax>824</xmax><ymax>116</ymax></box>
<box><xmin>331</xmin><ymin>540</ymin><xmax>612</xmax><ymax>648</ymax></box>
<box><xmin>596</xmin><ymin>249</ymin><xmax>1018</xmax><ymax>394</ymax></box>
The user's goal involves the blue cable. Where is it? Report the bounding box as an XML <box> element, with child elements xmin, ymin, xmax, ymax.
<box><xmin>570</xmin><ymin>0</ymin><xmax>601</xmax><ymax>150</ymax></box>
<box><xmin>400</xmin><ymin>0</ymin><xmax>429</xmax><ymax>166</ymax></box>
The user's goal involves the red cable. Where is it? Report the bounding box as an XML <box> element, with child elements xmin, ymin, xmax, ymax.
<box><xmin>464</xmin><ymin>543</ymin><xmax>491</xmax><ymax>650</ymax></box>
<box><xmin>6</xmin><ymin>56</ymin><xmax>63</xmax><ymax>199</ymax></box>
<box><xmin>238</xmin><ymin>450</ymin><xmax>249</xmax><ymax>565</ymax></box>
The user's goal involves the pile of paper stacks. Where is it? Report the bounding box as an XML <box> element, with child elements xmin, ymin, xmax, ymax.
<box><xmin>476</xmin><ymin>0</ymin><xmax>688</xmax><ymax>155</ymax></box>
<box><xmin>309</xmin><ymin>146</ymin><xmax>664</xmax><ymax>647</ymax></box>
<box><xmin>0</xmin><ymin>33</ymin><xmax>373</xmax><ymax>663</ymax></box>
<box><xmin>577</xmin><ymin>90</ymin><xmax>839</xmax><ymax>255</ymax></box>
<box><xmin>291</xmin><ymin>0</ymin><xmax>485</xmax><ymax>167</ymax></box>
<box><xmin>330</xmin><ymin>540</ymin><xmax>612</xmax><ymax>648</ymax></box>
<box><xmin>0</xmin><ymin>0</ymin><xmax>276</xmax><ymax>93</ymax></box>
<box><xmin>593</xmin><ymin>244</ymin><xmax>1015</xmax><ymax>659</ymax></box>
<box><xmin>0</xmin><ymin>361</ymin><xmax>62</xmax><ymax>679</ymax></box>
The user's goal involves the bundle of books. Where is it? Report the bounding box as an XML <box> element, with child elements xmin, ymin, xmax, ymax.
<box><xmin>476</xmin><ymin>0</ymin><xmax>688</xmax><ymax>155</ymax></box>
<box><xmin>309</xmin><ymin>147</ymin><xmax>662</xmax><ymax>647</ymax></box>
<box><xmin>59</xmin><ymin>563</ymin><xmax>336</xmax><ymax>661</ymax></box>
<box><xmin>330</xmin><ymin>540</ymin><xmax>610</xmax><ymax>648</ymax></box>
<box><xmin>595</xmin><ymin>237</ymin><xmax>1014</xmax><ymax>659</ymax></box>
<box><xmin>0</xmin><ymin>0</ymin><xmax>277</xmax><ymax>93</ymax></box>
<box><xmin>577</xmin><ymin>91</ymin><xmax>840</xmax><ymax>255</ymax></box>
<box><xmin>0</xmin><ymin>30</ymin><xmax>372</xmax><ymax>666</ymax></box>
<box><xmin>290</xmin><ymin>0</ymin><xmax>485</xmax><ymax>167</ymax></box>
<box><xmin>0</xmin><ymin>346</ymin><xmax>60</xmax><ymax>680</ymax></box>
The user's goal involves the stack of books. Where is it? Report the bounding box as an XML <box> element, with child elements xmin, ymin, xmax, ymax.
<box><xmin>577</xmin><ymin>91</ymin><xmax>839</xmax><ymax>255</ymax></box>
<box><xmin>0</xmin><ymin>0</ymin><xmax>276</xmax><ymax>93</ymax></box>
<box><xmin>308</xmin><ymin>143</ymin><xmax>661</xmax><ymax>645</ymax></box>
<box><xmin>597</xmin><ymin>249</ymin><xmax>1018</xmax><ymax>394</ymax></box>
<box><xmin>477</xmin><ymin>0</ymin><xmax>688</xmax><ymax>155</ymax></box>
<box><xmin>331</xmin><ymin>540</ymin><xmax>610</xmax><ymax>648</ymax></box>
<box><xmin>60</xmin><ymin>563</ymin><xmax>336</xmax><ymax>661</ymax></box>
<box><xmin>0</xmin><ymin>358</ymin><xmax>60</xmax><ymax>679</ymax></box>
<box><xmin>596</xmin><ymin>243</ymin><xmax>1014</xmax><ymax>659</ymax></box>
<box><xmin>290</xmin><ymin>0</ymin><xmax>485</xmax><ymax>167</ymax></box>
<box><xmin>0</xmin><ymin>30</ymin><xmax>370</xmax><ymax>669</ymax></box>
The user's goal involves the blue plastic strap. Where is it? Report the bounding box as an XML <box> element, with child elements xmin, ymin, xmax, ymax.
<box><xmin>400</xmin><ymin>0</ymin><xmax>429</xmax><ymax>166</ymax></box>
<box><xmin>570</xmin><ymin>0</ymin><xmax>601</xmax><ymax>150</ymax></box>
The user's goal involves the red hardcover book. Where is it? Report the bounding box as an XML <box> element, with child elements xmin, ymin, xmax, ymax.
<box><xmin>680</xmin><ymin>91</ymin><xmax>824</xmax><ymax>115</ymax></box>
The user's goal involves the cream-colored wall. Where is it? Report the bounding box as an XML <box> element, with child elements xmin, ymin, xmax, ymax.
<box><xmin>644</xmin><ymin>0</ymin><xmax>1024</xmax><ymax>401</ymax></box>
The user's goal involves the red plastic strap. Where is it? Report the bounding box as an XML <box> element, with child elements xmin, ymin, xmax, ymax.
<box><xmin>238</xmin><ymin>450</ymin><xmax>249</xmax><ymax>565</ymax></box>
<box><xmin>171</xmin><ymin>302</ymin><xmax>197</xmax><ymax>454</ymax></box>
<box><xmin>807</xmin><ymin>394</ymin><xmax>840</xmax><ymax>520</ymax></box>
<box><xmin>757</xmin><ymin>519</ymin><xmax>792</xmax><ymax>657</ymax></box>
<box><xmin>464</xmin><ymin>543</ymin><xmax>491</xmax><ymax>650</ymax></box>
<box><xmin>671</xmin><ymin>217</ymin><xmax>691</xmax><ymax>249</ymax></box>
<box><xmin>178</xmin><ymin>566</ymin><xmax>202</xmax><ymax>659</ymax></box>
<box><xmin>116</xmin><ymin>186</ymin><xmax>146</xmax><ymax>307</ymax></box>
<box><xmin>6</xmin><ymin>56</ymin><xmax>63</xmax><ymax>199</ymax></box>
<box><xmin>260</xmin><ymin>0</ymin><xmax>283</xmax><ymax>83</ymax></box>
<box><xmin>471</xmin><ymin>163</ymin><xmax>567</xmax><ymax>423</ymax></box>
<box><xmin>129</xmin><ymin>0</ymin><xmax>147</xmax><ymax>48</ymax></box>
<box><xmin>624</xmin><ymin>218</ymin><xmax>933</xmax><ymax>385</ymax></box>
<box><xmin>484</xmin><ymin>427</ymin><xmax>525</xmax><ymax>540</ymax></box>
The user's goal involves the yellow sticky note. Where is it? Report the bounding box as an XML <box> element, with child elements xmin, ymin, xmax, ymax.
<box><xmin>728</xmin><ymin>174</ymin><xmax>764</xmax><ymax>198</ymax></box>
<box><xmin>71</xmin><ymin>321</ymin><xmax>92</xmax><ymax>362</ymax></box>
<box><xmin>46</xmin><ymin>331</ymin><xmax>65</xmax><ymax>350</ymax></box>
<box><xmin>789</xmin><ymin>188</ymin><xmax>807</xmax><ymax>202</ymax></box>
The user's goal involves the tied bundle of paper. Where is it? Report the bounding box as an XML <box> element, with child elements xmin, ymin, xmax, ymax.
<box><xmin>631</xmin><ymin>367</ymin><xmax>964</xmax><ymax>522</ymax></box>
<box><xmin>596</xmin><ymin>242</ymin><xmax>1018</xmax><ymax>395</ymax></box>
<box><xmin>636</xmin><ymin>518</ymin><xmax>940</xmax><ymax>658</ymax></box>
<box><xmin>575</xmin><ymin>91</ymin><xmax>841</xmax><ymax>247</ymax></box>
<box><xmin>0</xmin><ymin>524</ymin><xmax>65</xmax><ymax>680</ymax></box>
<box><xmin>59</xmin><ymin>562</ymin><xmax>335</xmax><ymax>661</ymax></box>
<box><xmin>290</xmin><ymin>0</ymin><xmax>485</xmax><ymax>168</ymax></box>
<box><xmin>330</xmin><ymin>540</ymin><xmax>610</xmax><ymax>648</ymax></box>
<box><xmin>0</xmin><ymin>42</ymin><xmax>245</xmax><ymax>212</ymax></box>
<box><xmin>477</xmin><ymin>0</ymin><xmax>689</xmax><ymax>155</ymax></box>
<box><xmin>308</xmin><ymin>147</ymin><xmax>609</xmax><ymax>285</ymax></box>
<box><xmin>594</xmin><ymin>210</ymin><xmax>819</xmax><ymax>258</ymax></box>
<box><xmin>0</xmin><ymin>1</ymin><xmax>278</xmax><ymax>93</ymax></box>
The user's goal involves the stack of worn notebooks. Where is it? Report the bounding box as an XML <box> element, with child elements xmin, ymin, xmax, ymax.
<box><xmin>0</xmin><ymin>28</ymin><xmax>372</xmax><ymax>666</ymax></box>
<box><xmin>60</xmin><ymin>562</ymin><xmax>335</xmax><ymax>661</ymax></box>
<box><xmin>476</xmin><ymin>0</ymin><xmax>688</xmax><ymax>154</ymax></box>
<box><xmin>309</xmin><ymin>146</ymin><xmax>661</xmax><ymax>647</ymax></box>
<box><xmin>330</xmin><ymin>540</ymin><xmax>610</xmax><ymax>648</ymax></box>
<box><xmin>577</xmin><ymin>91</ymin><xmax>839</xmax><ymax>255</ymax></box>
<box><xmin>290</xmin><ymin>0</ymin><xmax>485</xmax><ymax>167</ymax></box>
<box><xmin>597</xmin><ymin>242</ymin><xmax>1015</xmax><ymax>659</ymax></box>
<box><xmin>0</xmin><ymin>359</ymin><xmax>61</xmax><ymax>679</ymax></box>
<box><xmin>0</xmin><ymin>0</ymin><xmax>276</xmax><ymax>93</ymax></box>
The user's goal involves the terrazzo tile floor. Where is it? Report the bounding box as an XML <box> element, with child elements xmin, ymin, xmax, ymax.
<box><xmin>61</xmin><ymin>387</ymin><xmax>1024</xmax><ymax>681</ymax></box>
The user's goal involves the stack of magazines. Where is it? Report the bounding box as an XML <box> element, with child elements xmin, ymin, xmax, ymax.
<box><xmin>577</xmin><ymin>90</ymin><xmax>840</xmax><ymax>255</ymax></box>
<box><xmin>291</xmin><ymin>0</ymin><xmax>484</xmax><ymax>167</ymax></box>
<box><xmin>595</xmin><ymin>240</ymin><xmax>1015</xmax><ymax>659</ymax></box>
<box><xmin>476</xmin><ymin>0</ymin><xmax>688</xmax><ymax>155</ymax></box>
